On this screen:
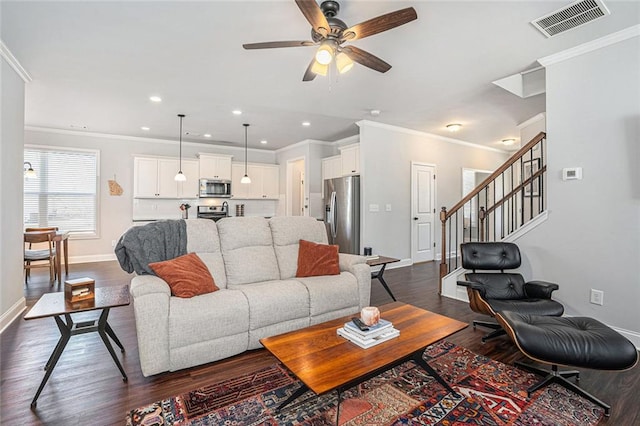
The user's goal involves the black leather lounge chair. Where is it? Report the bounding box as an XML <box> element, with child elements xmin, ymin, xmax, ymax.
<box><xmin>457</xmin><ymin>242</ymin><xmax>564</xmax><ymax>342</ymax></box>
<box><xmin>496</xmin><ymin>311</ymin><xmax>639</xmax><ymax>416</ymax></box>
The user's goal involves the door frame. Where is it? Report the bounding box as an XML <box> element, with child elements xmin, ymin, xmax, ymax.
<box><xmin>285</xmin><ymin>156</ymin><xmax>307</xmax><ymax>216</ymax></box>
<box><xmin>410</xmin><ymin>162</ymin><xmax>437</xmax><ymax>263</ymax></box>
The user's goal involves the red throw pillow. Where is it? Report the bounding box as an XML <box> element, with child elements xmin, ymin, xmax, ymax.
<box><xmin>296</xmin><ymin>239</ymin><xmax>340</xmax><ymax>277</ymax></box>
<box><xmin>149</xmin><ymin>253</ymin><xmax>219</xmax><ymax>298</ymax></box>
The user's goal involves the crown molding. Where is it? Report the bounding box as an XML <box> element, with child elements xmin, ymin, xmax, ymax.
<box><xmin>0</xmin><ymin>40</ymin><xmax>32</xmax><ymax>83</ymax></box>
<box><xmin>24</xmin><ymin>126</ymin><xmax>272</xmax><ymax>154</ymax></box>
<box><xmin>539</xmin><ymin>24</ymin><xmax>640</xmax><ymax>67</ymax></box>
<box><xmin>274</xmin><ymin>138</ymin><xmax>333</xmax><ymax>154</ymax></box>
<box><xmin>356</xmin><ymin>120</ymin><xmax>507</xmax><ymax>154</ymax></box>
<box><xmin>517</xmin><ymin>113</ymin><xmax>546</xmax><ymax>130</ymax></box>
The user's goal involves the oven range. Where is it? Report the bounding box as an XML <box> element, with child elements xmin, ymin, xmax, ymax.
<box><xmin>197</xmin><ymin>203</ymin><xmax>229</xmax><ymax>222</ymax></box>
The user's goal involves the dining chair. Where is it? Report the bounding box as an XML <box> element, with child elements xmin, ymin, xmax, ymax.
<box><xmin>24</xmin><ymin>230</ymin><xmax>57</xmax><ymax>285</ymax></box>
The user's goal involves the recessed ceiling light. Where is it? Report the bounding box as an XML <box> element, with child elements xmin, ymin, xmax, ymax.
<box><xmin>204</xmin><ymin>134</ymin><xmax>212</xmax><ymax>138</ymax></box>
<box><xmin>370</xmin><ymin>109</ymin><xmax>381</xmax><ymax>116</ymax></box>
<box><xmin>446</xmin><ymin>123</ymin><xmax>462</xmax><ymax>132</ymax></box>
<box><xmin>501</xmin><ymin>138</ymin><xmax>516</xmax><ymax>146</ymax></box>
<box><xmin>141</xmin><ymin>126</ymin><xmax>150</xmax><ymax>131</ymax></box>
<box><xmin>232</xmin><ymin>110</ymin><xmax>242</xmax><ymax>115</ymax></box>
<box><xmin>260</xmin><ymin>140</ymin><xmax>268</xmax><ymax>144</ymax></box>
<box><xmin>149</xmin><ymin>96</ymin><xmax>162</xmax><ymax>102</ymax></box>
<box><xmin>302</xmin><ymin>121</ymin><xmax>311</xmax><ymax>127</ymax></box>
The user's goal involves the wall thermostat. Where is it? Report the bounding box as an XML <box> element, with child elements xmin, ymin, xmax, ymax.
<box><xmin>562</xmin><ymin>167</ymin><xmax>582</xmax><ymax>180</ymax></box>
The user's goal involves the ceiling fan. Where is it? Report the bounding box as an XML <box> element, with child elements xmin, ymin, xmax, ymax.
<box><xmin>242</xmin><ymin>0</ymin><xmax>417</xmax><ymax>81</ymax></box>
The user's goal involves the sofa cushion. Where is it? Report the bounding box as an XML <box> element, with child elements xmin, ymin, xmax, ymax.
<box><xmin>149</xmin><ymin>253</ymin><xmax>219</xmax><ymax>298</ymax></box>
<box><xmin>296</xmin><ymin>240</ymin><xmax>340</xmax><ymax>277</ymax></box>
<box><xmin>169</xmin><ymin>289</ymin><xmax>249</xmax><ymax>350</ymax></box>
<box><xmin>269</xmin><ymin>216</ymin><xmax>328</xmax><ymax>279</ymax></box>
<box><xmin>186</xmin><ymin>219</ymin><xmax>227</xmax><ymax>289</ymax></box>
<box><xmin>218</xmin><ymin>217</ymin><xmax>280</xmax><ymax>285</ymax></box>
<box><xmin>228</xmin><ymin>279</ymin><xmax>310</xmax><ymax>330</ymax></box>
<box><xmin>296</xmin><ymin>272</ymin><xmax>359</xmax><ymax>317</ymax></box>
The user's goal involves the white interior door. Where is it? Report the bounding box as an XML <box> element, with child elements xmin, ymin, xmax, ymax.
<box><xmin>411</xmin><ymin>163</ymin><xmax>436</xmax><ymax>263</ymax></box>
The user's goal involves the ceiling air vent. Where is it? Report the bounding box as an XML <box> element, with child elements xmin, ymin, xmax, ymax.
<box><xmin>531</xmin><ymin>0</ymin><xmax>610</xmax><ymax>38</ymax></box>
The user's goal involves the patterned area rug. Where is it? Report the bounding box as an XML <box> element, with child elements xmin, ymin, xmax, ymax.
<box><xmin>126</xmin><ymin>341</ymin><xmax>603</xmax><ymax>425</ymax></box>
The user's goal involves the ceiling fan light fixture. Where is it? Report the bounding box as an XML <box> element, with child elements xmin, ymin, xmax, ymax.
<box><xmin>336</xmin><ymin>52</ymin><xmax>354</xmax><ymax>74</ymax></box>
<box><xmin>310</xmin><ymin>60</ymin><xmax>328</xmax><ymax>76</ymax></box>
<box><xmin>315</xmin><ymin>41</ymin><xmax>335</xmax><ymax>65</ymax></box>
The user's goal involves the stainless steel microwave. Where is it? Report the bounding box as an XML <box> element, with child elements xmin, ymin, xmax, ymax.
<box><xmin>199</xmin><ymin>179</ymin><xmax>232</xmax><ymax>198</ymax></box>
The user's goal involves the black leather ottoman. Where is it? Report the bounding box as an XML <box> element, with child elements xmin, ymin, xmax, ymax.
<box><xmin>496</xmin><ymin>311</ymin><xmax>638</xmax><ymax>416</ymax></box>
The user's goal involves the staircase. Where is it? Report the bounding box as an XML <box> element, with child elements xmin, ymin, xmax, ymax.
<box><xmin>438</xmin><ymin>132</ymin><xmax>547</xmax><ymax>295</ymax></box>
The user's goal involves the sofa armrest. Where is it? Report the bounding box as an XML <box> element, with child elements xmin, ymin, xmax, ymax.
<box><xmin>130</xmin><ymin>275</ymin><xmax>171</xmax><ymax>376</ymax></box>
<box><xmin>338</xmin><ymin>254</ymin><xmax>371</xmax><ymax>309</ymax></box>
<box><xmin>525</xmin><ymin>280</ymin><xmax>559</xmax><ymax>299</ymax></box>
<box><xmin>339</xmin><ymin>253</ymin><xmax>367</xmax><ymax>271</ymax></box>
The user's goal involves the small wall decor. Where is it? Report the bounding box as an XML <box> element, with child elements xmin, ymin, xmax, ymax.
<box><xmin>108</xmin><ymin>174</ymin><xmax>124</xmax><ymax>196</ymax></box>
<box><xmin>522</xmin><ymin>159</ymin><xmax>541</xmax><ymax>197</ymax></box>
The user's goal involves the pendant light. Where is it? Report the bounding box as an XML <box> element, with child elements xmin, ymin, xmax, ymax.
<box><xmin>241</xmin><ymin>123</ymin><xmax>251</xmax><ymax>184</ymax></box>
<box><xmin>174</xmin><ymin>114</ymin><xmax>186</xmax><ymax>181</ymax></box>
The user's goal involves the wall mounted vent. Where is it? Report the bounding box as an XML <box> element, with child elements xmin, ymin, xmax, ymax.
<box><xmin>531</xmin><ymin>0</ymin><xmax>610</xmax><ymax>38</ymax></box>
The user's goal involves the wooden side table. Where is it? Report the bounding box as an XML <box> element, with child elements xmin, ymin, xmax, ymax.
<box><xmin>366</xmin><ymin>256</ymin><xmax>400</xmax><ymax>301</ymax></box>
<box><xmin>24</xmin><ymin>285</ymin><xmax>130</xmax><ymax>408</ymax></box>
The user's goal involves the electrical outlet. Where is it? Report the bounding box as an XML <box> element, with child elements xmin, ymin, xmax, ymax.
<box><xmin>590</xmin><ymin>289</ymin><xmax>604</xmax><ymax>306</ymax></box>
<box><xmin>385</xmin><ymin>204</ymin><xmax>392</xmax><ymax>212</ymax></box>
<box><xmin>369</xmin><ymin>204</ymin><xmax>379</xmax><ymax>212</ymax></box>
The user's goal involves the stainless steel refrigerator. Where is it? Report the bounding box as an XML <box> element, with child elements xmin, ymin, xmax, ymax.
<box><xmin>324</xmin><ymin>176</ymin><xmax>360</xmax><ymax>254</ymax></box>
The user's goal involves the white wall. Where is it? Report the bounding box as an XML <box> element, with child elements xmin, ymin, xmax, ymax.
<box><xmin>275</xmin><ymin>139</ymin><xmax>334</xmax><ymax>219</ymax></box>
<box><xmin>358</xmin><ymin>121</ymin><xmax>509</xmax><ymax>260</ymax></box>
<box><xmin>0</xmin><ymin>58</ymin><xmax>27</xmax><ymax>328</ymax></box>
<box><xmin>24</xmin><ymin>128</ymin><xmax>277</xmax><ymax>262</ymax></box>
<box><xmin>516</xmin><ymin>31</ymin><xmax>640</xmax><ymax>340</ymax></box>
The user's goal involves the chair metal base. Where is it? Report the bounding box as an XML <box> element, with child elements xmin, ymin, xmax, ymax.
<box><xmin>515</xmin><ymin>361</ymin><xmax>610</xmax><ymax>417</ymax></box>
<box><xmin>472</xmin><ymin>320</ymin><xmax>506</xmax><ymax>343</ymax></box>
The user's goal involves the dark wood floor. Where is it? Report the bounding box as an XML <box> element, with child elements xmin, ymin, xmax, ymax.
<box><xmin>1</xmin><ymin>261</ymin><xmax>638</xmax><ymax>425</ymax></box>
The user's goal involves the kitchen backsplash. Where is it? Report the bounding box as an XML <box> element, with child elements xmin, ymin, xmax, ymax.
<box><xmin>132</xmin><ymin>198</ymin><xmax>278</xmax><ymax>221</ymax></box>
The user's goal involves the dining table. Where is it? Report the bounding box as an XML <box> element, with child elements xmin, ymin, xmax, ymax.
<box><xmin>24</xmin><ymin>230</ymin><xmax>70</xmax><ymax>285</ymax></box>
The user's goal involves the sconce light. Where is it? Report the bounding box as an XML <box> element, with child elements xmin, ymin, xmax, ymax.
<box><xmin>24</xmin><ymin>162</ymin><xmax>37</xmax><ymax>179</ymax></box>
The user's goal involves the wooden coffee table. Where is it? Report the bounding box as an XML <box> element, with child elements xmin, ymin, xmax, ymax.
<box><xmin>261</xmin><ymin>302</ymin><xmax>467</xmax><ymax>414</ymax></box>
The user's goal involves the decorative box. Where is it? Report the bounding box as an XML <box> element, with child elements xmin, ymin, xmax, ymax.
<box><xmin>64</xmin><ymin>277</ymin><xmax>95</xmax><ymax>303</ymax></box>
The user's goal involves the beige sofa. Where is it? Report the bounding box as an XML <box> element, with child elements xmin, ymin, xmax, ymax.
<box><xmin>129</xmin><ymin>216</ymin><xmax>371</xmax><ymax>376</ymax></box>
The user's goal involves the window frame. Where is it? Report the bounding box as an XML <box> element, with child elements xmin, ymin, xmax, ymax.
<box><xmin>24</xmin><ymin>144</ymin><xmax>101</xmax><ymax>240</ymax></box>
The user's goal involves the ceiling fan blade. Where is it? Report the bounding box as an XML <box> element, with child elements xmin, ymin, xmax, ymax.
<box><xmin>243</xmin><ymin>40</ymin><xmax>316</xmax><ymax>50</ymax></box>
<box><xmin>342</xmin><ymin>46</ymin><xmax>391</xmax><ymax>73</ymax></box>
<box><xmin>302</xmin><ymin>58</ymin><xmax>317</xmax><ymax>82</ymax></box>
<box><xmin>295</xmin><ymin>0</ymin><xmax>330</xmax><ymax>37</ymax></box>
<box><xmin>342</xmin><ymin>7</ymin><xmax>417</xmax><ymax>41</ymax></box>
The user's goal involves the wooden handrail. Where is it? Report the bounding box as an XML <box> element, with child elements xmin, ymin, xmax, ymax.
<box><xmin>444</xmin><ymin>132</ymin><xmax>546</xmax><ymax>219</ymax></box>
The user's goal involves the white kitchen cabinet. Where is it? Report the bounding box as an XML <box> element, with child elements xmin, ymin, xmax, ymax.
<box><xmin>321</xmin><ymin>155</ymin><xmax>341</xmax><ymax>197</ymax></box>
<box><xmin>199</xmin><ymin>153</ymin><xmax>232</xmax><ymax>180</ymax></box>
<box><xmin>340</xmin><ymin>144</ymin><xmax>360</xmax><ymax>176</ymax></box>
<box><xmin>134</xmin><ymin>156</ymin><xmax>198</xmax><ymax>199</ymax></box>
<box><xmin>231</xmin><ymin>163</ymin><xmax>250</xmax><ymax>199</ymax></box>
<box><xmin>231</xmin><ymin>163</ymin><xmax>280</xmax><ymax>199</ymax></box>
<box><xmin>178</xmin><ymin>159</ymin><xmax>199</xmax><ymax>198</ymax></box>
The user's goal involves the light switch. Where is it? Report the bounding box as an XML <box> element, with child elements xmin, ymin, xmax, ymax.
<box><xmin>369</xmin><ymin>204</ymin><xmax>379</xmax><ymax>212</ymax></box>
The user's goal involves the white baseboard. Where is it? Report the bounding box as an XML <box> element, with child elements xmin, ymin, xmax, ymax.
<box><xmin>610</xmin><ymin>326</ymin><xmax>640</xmax><ymax>350</ymax></box>
<box><xmin>68</xmin><ymin>253</ymin><xmax>117</xmax><ymax>264</ymax></box>
<box><xmin>0</xmin><ymin>297</ymin><xmax>26</xmax><ymax>334</ymax></box>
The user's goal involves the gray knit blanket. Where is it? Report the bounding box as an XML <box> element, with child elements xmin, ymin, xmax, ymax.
<box><xmin>115</xmin><ymin>219</ymin><xmax>187</xmax><ymax>275</ymax></box>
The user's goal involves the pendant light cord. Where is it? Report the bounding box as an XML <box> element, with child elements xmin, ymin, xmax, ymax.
<box><xmin>178</xmin><ymin>114</ymin><xmax>184</xmax><ymax>172</ymax></box>
<box><xmin>244</xmin><ymin>123</ymin><xmax>249</xmax><ymax>175</ymax></box>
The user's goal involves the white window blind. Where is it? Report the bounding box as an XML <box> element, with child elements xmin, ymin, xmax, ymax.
<box><xmin>24</xmin><ymin>147</ymin><xmax>99</xmax><ymax>236</ymax></box>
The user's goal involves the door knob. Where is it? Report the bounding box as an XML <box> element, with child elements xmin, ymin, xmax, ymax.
<box><xmin>413</xmin><ymin>217</ymin><xmax>418</xmax><ymax>220</ymax></box>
